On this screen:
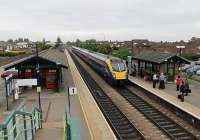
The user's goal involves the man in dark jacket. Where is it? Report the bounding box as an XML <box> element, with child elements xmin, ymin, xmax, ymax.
<box><xmin>179</xmin><ymin>81</ymin><xmax>185</xmax><ymax>102</ymax></box>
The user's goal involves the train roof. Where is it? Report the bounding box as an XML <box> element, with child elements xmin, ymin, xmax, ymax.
<box><xmin>73</xmin><ymin>46</ymin><xmax>122</xmax><ymax>62</ymax></box>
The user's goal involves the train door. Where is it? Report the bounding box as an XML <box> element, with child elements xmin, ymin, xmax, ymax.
<box><xmin>45</xmin><ymin>70</ymin><xmax>57</xmax><ymax>89</ymax></box>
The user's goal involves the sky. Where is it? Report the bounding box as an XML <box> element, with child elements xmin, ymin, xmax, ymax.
<box><xmin>0</xmin><ymin>0</ymin><xmax>200</xmax><ymax>42</ymax></box>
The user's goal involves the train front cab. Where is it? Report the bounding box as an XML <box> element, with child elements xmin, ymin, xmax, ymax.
<box><xmin>106</xmin><ymin>59</ymin><xmax>128</xmax><ymax>85</ymax></box>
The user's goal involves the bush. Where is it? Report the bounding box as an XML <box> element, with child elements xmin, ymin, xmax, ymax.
<box><xmin>0</xmin><ymin>51</ymin><xmax>26</xmax><ymax>57</ymax></box>
<box><xmin>182</xmin><ymin>53</ymin><xmax>200</xmax><ymax>61</ymax></box>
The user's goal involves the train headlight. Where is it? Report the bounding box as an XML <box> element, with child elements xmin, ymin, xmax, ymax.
<box><xmin>112</xmin><ymin>73</ymin><xmax>116</xmax><ymax>78</ymax></box>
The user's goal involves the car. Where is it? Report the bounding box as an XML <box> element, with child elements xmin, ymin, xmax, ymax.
<box><xmin>180</xmin><ymin>64</ymin><xmax>191</xmax><ymax>72</ymax></box>
<box><xmin>186</xmin><ymin>65</ymin><xmax>200</xmax><ymax>73</ymax></box>
<box><xmin>196</xmin><ymin>70</ymin><xmax>200</xmax><ymax>75</ymax></box>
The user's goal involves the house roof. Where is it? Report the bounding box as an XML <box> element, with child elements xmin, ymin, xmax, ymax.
<box><xmin>133</xmin><ymin>51</ymin><xmax>190</xmax><ymax>64</ymax></box>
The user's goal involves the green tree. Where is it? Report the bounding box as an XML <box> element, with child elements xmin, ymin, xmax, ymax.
<box><xmin>112</xmin><ymin>45</ymin><xmax>130</xmax><ymax>60</ymax></box>
<box><xmin>24</xmin><ymin>38</ymin><xmax>30</xmax><ymax>42</ymax></box>
<box><xmin>55</xmin><ymin>36</ymin><xmax>62</xmax><ymax>48</ymax></box>
<box><xmin>75</xmin><ymin>39</ymin><xmax>81</xmax><ymax>47</ymax></box>
<box><xmin>7</xmin><ymin>38</ymin><xmax>14</xmax><ymax>43</ymax></box>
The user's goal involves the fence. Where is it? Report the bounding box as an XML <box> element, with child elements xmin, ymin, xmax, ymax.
<box><xmin>0</xmin><ymin>107</ymin><xmax>42</xmax><ymax>140</ymax></box>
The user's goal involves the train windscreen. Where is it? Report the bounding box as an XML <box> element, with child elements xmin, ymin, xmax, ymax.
<box><xmin>112</xmin><ymin>60</ymin><xmax>126</xmax><ymax>72</ymax></box>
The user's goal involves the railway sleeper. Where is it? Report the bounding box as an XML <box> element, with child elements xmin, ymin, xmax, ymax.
<box><xmin>112</xmin><ymin>118</ymin><xmax>127</xmax><ymax>123</ymax></box>
<box><xmin>114</xmin><ymin>121</ymin><xmax>130</xmax><ymax>126</ymax></box>
<box><xmin>115</xmin><ymin>124</ymin><xmax>134</xmax><ymax>130</ymax></box>
<box><xmin>120</xmin><ymin>133</ymin><xmax>142</xmax><ymax>140</ymax></box>
<box><xmin>117</xmin><ymin>128</ymin><xmax>137</xmax><ymax>134</ymax></box>
<box><xmin>172</xmin><ymin>132</ymin><xmax>189</xmax><ymax>138</ymax></box>
<box><xmin>157</xmin><ymin>121</ymin><xmax>172</xmax><ymax>125</ymax></box>
<box><xmin>109</xmin><ymin>115</ymin><xmax>124</xmax><ymax>120</ymax></box>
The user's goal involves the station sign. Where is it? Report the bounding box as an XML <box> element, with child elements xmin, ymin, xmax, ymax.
<box><xmin>68</xmin><ymin>87</ymin><xmax>77</xmax><ymax>96</ymax></box>
<box><xmin>15</xmin><ymin>79</ymin><xmax>37</xmax><ymax>87</ymax></box>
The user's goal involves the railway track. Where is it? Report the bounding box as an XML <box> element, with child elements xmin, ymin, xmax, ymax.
<box><xmin>70</xmin><ymin>51</ymin><xmax>145</xmax><ymax>140</ymax></box>
<box><xmin>70</xmin><ymin>49</ymin><xmax>199</xmax><ymax>140</ymax></box>
<box><xmin>116</xmin><ymin>87</ymin><xmax>199</xmax><ymax>140</ymax></box>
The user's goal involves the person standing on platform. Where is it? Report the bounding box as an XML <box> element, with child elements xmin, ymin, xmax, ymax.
<box><xmin>184</xmin><ymin>79</ymin><xmax>191</xmax><ymax>96</ymax></box>
<box><xmin>179</xmin><ymin>81</ymin><xmax>185</xmax><ymax>102</ymax></box>
<box><xmin>153</xmin><ymin>73</ymin><xmax>158</xmax><ymax>88</ymax></box>
<box><xmin>175</xmin><ymin>75</ymin><xmax>182</xmax><ymax>91</ymax></box>
<box><xmin>159</xmin><ymin>73</ymin><xmax>165</xmax><ymax>89</ymax></box>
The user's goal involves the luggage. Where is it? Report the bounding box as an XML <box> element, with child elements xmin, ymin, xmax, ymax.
<box><xmin>177</xmin><ymin>94</ymin><xmax>184</xmax><ymax>102</ymax></box>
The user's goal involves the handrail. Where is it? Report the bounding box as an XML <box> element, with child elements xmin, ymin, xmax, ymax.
<box><xmin>63</xmin><ymin>110</ymin><xmax>70</xmax><ymax>140</ymax></box>
<box><xmin>0</xmin><ymin>107</ymin><xmax>42</xmax><ymax>140</ymax></box>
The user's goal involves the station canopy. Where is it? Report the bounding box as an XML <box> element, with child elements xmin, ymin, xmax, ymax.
<box><xmin>3</xmin><ymin>54</ymin><xmax>68</xmax><ymax>71</ymax></box>
<box><xmin>133</xmin><ymin>51</ymin><xmax>190</xmax><ymax>64</ymax></box>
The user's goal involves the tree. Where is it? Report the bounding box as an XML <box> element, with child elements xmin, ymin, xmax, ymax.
<box><xmin>55</xmin><ymin>36</ymin><xmax>62</xmax><ymax>48</ymax></box>
<box><xmin>112</xmin><ymin>45</ymin><xmax>130</xmax><ymax>60</ymax></box>
<box><xmin>75</xmin><ymin>39</ymin><xmax>81</xmax><ymax>47</ymax></box>
<box><xmin>42</xmin><ymin>38</ymin><xmax>46</xmax><ymax>44</ymax></box>
<box><xmin>7</xmin><ymin>38</ymin><xmax>13</xmax><ymax>43</ymax></box>
<box><xmin>56</xmin><ymin>36</ymin><xmax>62</xmax><ymax>44</ymax></box>
<box><xmin>18</xmin><ymin>38</ymin><xmax>23</xmax><ymax>42</ymax></box>
<box><xmin>24</xmin><ymin>38</ymin><xmax>29</xmax><ymax>42</ymax></box>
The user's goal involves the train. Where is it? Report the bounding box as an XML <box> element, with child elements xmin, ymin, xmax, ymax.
<box><xmin>72</xmin><ymin>46</ymin><xmax>128</xmax><ymax>84</ymax></box>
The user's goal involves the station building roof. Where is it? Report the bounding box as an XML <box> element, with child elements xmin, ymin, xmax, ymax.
<box><xmin>133</xmin><ymin>51</ymin><xmax>191</xmax><ymax>64</ymax></box>
<box><xmin>3</xmin><ymin>49</ymin><xmax>68</xmax><ymax>70</ymax></box>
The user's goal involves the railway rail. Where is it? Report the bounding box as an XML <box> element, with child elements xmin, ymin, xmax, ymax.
<box><xmin>70</xmin><ymin>49</ymin><xmax>199</xmax><ymax>140</ymax></box>
<box><xmin>70</xmin><ymin>51</ymin><xmax>145</xmax><ymax>140</ymax></box>
<box><xmin>116</xmin><ymin>87</ymin><xmax>199</xmax><ymax>140</ymax></box>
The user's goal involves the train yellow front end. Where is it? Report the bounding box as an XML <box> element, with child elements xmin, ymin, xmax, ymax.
<box><xmin>106</xmin><ymin>59</ymin><xmax>128</xmax><ymax>81</ymax></box>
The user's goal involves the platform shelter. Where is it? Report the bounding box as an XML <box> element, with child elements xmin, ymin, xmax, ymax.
<box><xmin>132</xmin><ymin>51</ymin><xmax>190</xmax><ymax>81</ymax></box>
<box><xmin>3</xmin><ymin>55</ymin><xmax>68</xmax><ymax>92</ymax></box>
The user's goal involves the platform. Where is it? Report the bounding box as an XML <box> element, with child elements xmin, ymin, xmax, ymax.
<box><xmin>65</xmin><ymin>49</ymin><xmax>117</xmax><ymax>140</ymax></box>
<box><xmin>0</xmin><ymin>48</ymin><xmax>93</xmax><ymax>139</ymax></box>
<box><xmin>128</xmin><ymin>75</ymin><xmax>200</xmax><ymax>128</ymax></box>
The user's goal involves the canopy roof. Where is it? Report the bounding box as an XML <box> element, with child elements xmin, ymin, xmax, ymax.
<box><xmin>133</xmin><ymin>51</ymin><xmax>190</xmax><ymax>64</ymax></box>
<box><xmin>3</xmin><ymin>50</ymin><xmax>68</xmax><ymax>70</ymax></box>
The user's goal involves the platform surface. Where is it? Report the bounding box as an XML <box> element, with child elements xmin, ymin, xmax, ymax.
<box><xmin>65</xmin><ymin>49</ymin><xmax>117</xmax><ymax>140</ymax></box>
<box><xmin>0</xmin><ymin>48</ymin><xmax>92</xmax><ymax>140</ymax></box>
<box><xmin>128</xmin><ymin>75</ymin><xmax>200</xmax><ymax>120</ymax></box>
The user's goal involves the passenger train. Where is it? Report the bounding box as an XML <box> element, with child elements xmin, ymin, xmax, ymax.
<box><xmin>72</xmin><ymin>46</ymin><xmax>128</xmax><ymax>84</ymax></box>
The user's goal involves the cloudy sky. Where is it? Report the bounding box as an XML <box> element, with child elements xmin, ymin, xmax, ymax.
<box><xmin>0</xmin><ymin>0</ymin><xmax>200</xmax><ymax>42</ymax></box>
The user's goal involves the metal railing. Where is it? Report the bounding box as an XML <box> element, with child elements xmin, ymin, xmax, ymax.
<box><xmin>63</xmin><ymin>111</ymin><xmax>70</xmax><ymax>140</ymax></box>
<box><xmin>0</xmin><ymin>107</ymin><xmax>42</xmax><ymax>140</ymax></box>
<box><xmin>63</xmin><ymin>109</ymin><xmax>81</xmax><ymax>140</ymax></box>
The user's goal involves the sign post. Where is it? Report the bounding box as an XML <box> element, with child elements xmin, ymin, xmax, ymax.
<box><xmin>68</xmin><ymin>87</ymin><xmax>77</xmax><ymax>116</ymax></box>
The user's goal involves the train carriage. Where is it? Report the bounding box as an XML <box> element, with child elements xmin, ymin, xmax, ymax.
<box><xmin>72</xmin><ymin>46</ymin><xmax>127</xmax><ymax>84</ymax></box>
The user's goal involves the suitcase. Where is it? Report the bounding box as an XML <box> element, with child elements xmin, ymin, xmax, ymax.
<box><xmin>178</xmin><ymin>94</ymin><xmax>184</xmax><ymax>102</ymax></box>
